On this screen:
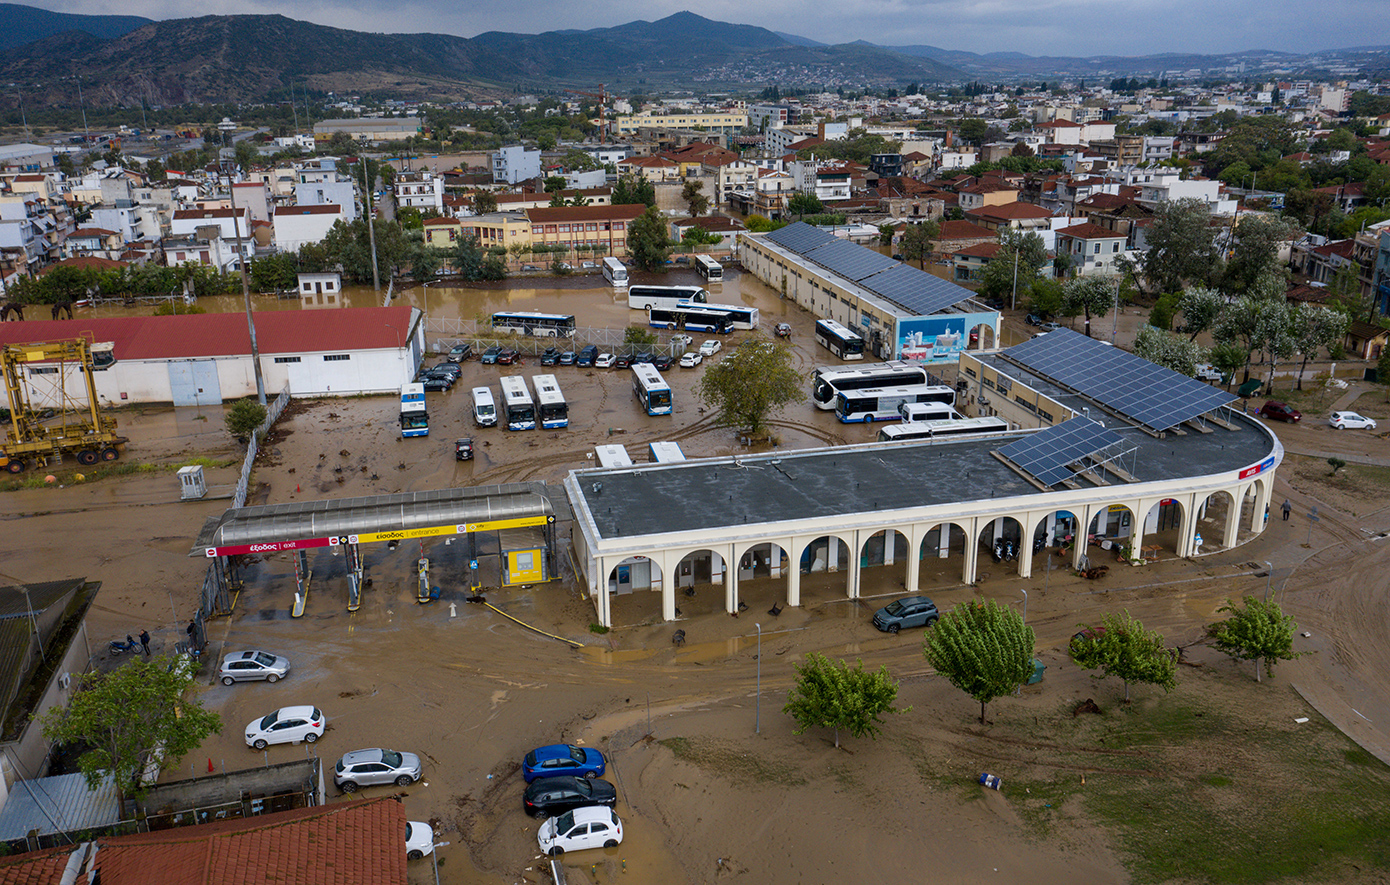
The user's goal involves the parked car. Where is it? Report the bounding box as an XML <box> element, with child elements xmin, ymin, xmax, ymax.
<box><xmin>522</xmin><ymin>744</ymin><xmax>607</xmax><ymax>783</ymax></box>
<box><xmin>1329</xmin><ymin>411</ymin><xmax>1376</xmax><ymax>430</ymax></box>
<box><xmin>699</xmin><ymin>340</ymin><xmax>722</xmax><ymax>356</ymax></box>
<box><xmin>871</xmin><ymin>596</ymin><xmax>939</xmax><ymax>634</ymax></box>
<box><xmin>576</xmin><ymin>345</ymin><xmax>599</xmax><ymax>367</ymax></box>
<box><xmin>244</xmin><ymin>705</ymin><xmax>324</xmax><ymax>749</ymax></box>
<box><xmin>594</xmin><ymin>352</ymin><xmax>616</xmax><ymax>368</ymax></box>
<box><xmin>1194</xmin><ymin>364</ymin><xmax>1224</xmax><ymax>383</ymax></box>
<box><xmin>614</xmin><ymin>353</ymin><xmax>634</xmax><ymax>368</ymax></box>
<box><xmin>481</xmin><ymin>346</ymin><xmax>502</xmax><ymax>365</ymax></box>
<box><xmin>679</xmin><ymin>351</ymin><xmax>703</xmax><ymax>368</ymax></box>
<box><xmin>523</xmin><ymin>775</ymin><xmax>618</xmax><ymax>819</ymax></box>
<box><xmin>580</xmin><ymin>260</ymin><xmax>599</xmax><ymax>270</ymax></box>
<box><xmin>558</xmin><ymin>350</ymin><xmax>577</xmax><ymax>366</ymax></box>
<box><xmin>538</xmin><ymin>807</ymin><xmax>623</xmax><ymax>856</ymax></box>
<box><xmin>521</xmin><ymin>264</ymin><xmax>540</xmax><ymax>272</ymax></box>
<box><xmin>425</xmin><ymin>364</ymin><xmax>461</xmax><ymax>381</ymax></box>
<box><xmin>673</xmin><ymin>256</ymin><xmax>690</xmax><ymax>265</ymax></box>
<box><xmin>540</xmin><ymin>347</ymin><xmax>561</xmax><ymax>366</ymax></box>
<box><xmin>671</xmin><ymin>334</ymin><xmax>693</xmax><ymax>348</ymax></box>
<box><xmin>219</xmin><ymin>650</ymin><xmax>290</xmax><ymax>685</ymax></box>
<box><xmin>422</xmin><ymin>376</ymin><xmax>453</xmax><ymax>392</ymax></box>
<box><xmin>497</xmin><ymin>348</ymin><xmax>520</xmax><ymax>365</ymax></box>
<box><xmin>334</xmin><ymin>748</ymin><xmax>422</xmax><ymax>792</ymax></box>
<box><xmin>446</xmin><ymin>343</ymin><xmax>473</xmax><ymax>363</ymax></box>
<box><xmin>406</xmin><ymin>821</ymin><xmax>434</xmax><ymax>860</ymax></box>
<box><xmin>653</xmin><ymin>354</ymin><xmax>674</xmax><ymax>371</ymax></box>
<box><xmin>1025</xmin><ymin>313</ymin><xmax>1043</xmax><ymax>327</ymax></box>
<box><xmin>774</xmin><ymin>322</ymin><xmax>792</xmax><ymax>338</ymax></box>
<box><xmin>632</xmin><ymin>351</ymin><xmax>654</xmax><ymax>364</ymax></box>
<box><xmin>1038</xmin><ymin>321</ymin><xmax>1062</xmax><ymax>333</ymax></box>
<box><xmin>1258</xmin><ymin>401</ymin><xmax>1301</xmax><ymax>423</ymax></box>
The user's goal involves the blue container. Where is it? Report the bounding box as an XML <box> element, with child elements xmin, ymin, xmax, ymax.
<box><xmin>979</xmin><ymin>773</ymin><xmax>1002</xmax><ymax>790</ymax></box>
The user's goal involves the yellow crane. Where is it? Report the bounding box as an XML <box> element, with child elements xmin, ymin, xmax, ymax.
<box><xmin>1</xmin><ymin>338</ymin><xmax>125</xmax><ymax>474</ymax></box>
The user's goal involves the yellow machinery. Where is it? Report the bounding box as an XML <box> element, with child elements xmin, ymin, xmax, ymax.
<box><xmin>1</xmin><ymin>338</ymin><xmax>125</xmax><ymax>474</ymax></box>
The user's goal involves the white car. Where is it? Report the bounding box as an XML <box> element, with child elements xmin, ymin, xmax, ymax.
<box><xmin>594</xmin><ymin>352</ymin><xmax>616</xmax><ymax>368</ymax></box>
<box><xmin>406</xmin><ymin>820</ymin><xmax>434</xmax><ymax>860</ymax></box>
<box><xmin>679</xmin><ymin>351</ymin><xmax>703</xmax><ymax>368</ymax></box>
<box><xmin>1194</xmin><ymin>364</ymin><xmax>1224</xmax><ymax>383</ymax></box>
<box><xmin>699</xmin><ymin>339</ymin><xmax>722</xmax><ymax>356</ymax></box>
<box><xmin>1329</xmin><ymin>411</ymin><xmax>1377</xmax><ymax>430</ymax></box>
<box><xmin>244</xmin><ymin>705</ymin><xmax>324</xmax><ymax>749</ymax></box>
<box><xmin>670</xmin><ymin>334</ymin><xmax>693</xmax><ymax>348</ymax></box>
<box><xmin>538</xmin><ymin>806</ymin><xmax>624</xmax><ymax>857</ymax></box>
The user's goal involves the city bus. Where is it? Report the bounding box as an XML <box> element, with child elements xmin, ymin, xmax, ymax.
<box><xmin>648</xmin><ymin>441</ymin><xmax>687</xmax><ymax>463</ymax></box>
<box><xmin>677</xmin><ymin>299</ymin><xmax>758</xmax><ymax>330</ymax></box>
<box><xmin>877</xmin><ymin>416</ymin><xmax>1011</xmax><ymax>442</ymax></box>
<box><xmin>632</xmin><ymin>363</ymin><xmax>673</xmax><ymax>416</ymax></box>
<box><xmin>695</xmin><ymin>254</ymin><xmax>723</xmax><ymax>282</ymax></box>
<box><xmin>648</xmin><ymin>306</ymin><xmax>733</xmax><ymax>334</ymax></box>
<box><xmin>814</xmin><ymin>319</ymin><xmax>866</xmax><ymax>360</ymax></box>
<box><xmin>602</xmin><ymin>256</ymin><xmax>629</xmax><ymax>287</ymax></box>
<box><xmin>399</xmin><ymin>382</ymin><xmax>428</xmax><ymax>438</ymax></box>
<box><xmin>628</xmin><ymin>284</ymin><xmax>708</xmax><ymax>311</ymax></box>
<box><xmin>498</xmin><ymin>375</ymin><xmax>536</xmax><ymax>431</ymax></box>
<box><xmin>490</xmin><ymin>311</ymin><xmax>577</xmax><ymax>338</ymax></box>
<box><xmin>811</xmin><ymin>362</ymin><xmax>932</xmax><ymax>411</ymax></box>
<box><xmin>834</xmin><ymin>382</ymin><xmax>957</xmax><ymax>423</ymax></box>
<box><xmin>531</xmin><ymin>373</ymin><xmax>568</xmax><ymax>429</ymax></box>
<box><xmin>594</xmin><ymin>444</ymin><xmax>633</xmax><ymax>467</ymax></box>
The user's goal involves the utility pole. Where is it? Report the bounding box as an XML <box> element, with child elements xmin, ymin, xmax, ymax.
<box><xmin>225</xmin><ymin>148</ymin><xmax>266</xmax><ymax>404</ymax></box>
<box><xmin>76</xmin><ymin>77</ymin><xmax>89</xmax><ymax>143</ymax></box>
<box><xmin>1010</xmin><ymin>247</ymin><xmax>1020</xmax><ymax>311</ymax></box>
<box><xmin>363</xmin><ymin>157</ymin><xmax>381</xmax><ymax>296</ymax></box>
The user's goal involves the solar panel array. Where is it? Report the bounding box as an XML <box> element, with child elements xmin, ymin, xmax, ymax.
<box><xmin>997</xmin><ymin>418</ymin><xmax>1124</xmax><ymax>488</ymax></box>
<box><xmin>859</xmin><ymin>264</ymin><xmax>976</xmax><ymax>316</ymax></box>
<box><xmin>803</xmin><ymin>238</ymin><xmax>898</xmax><ymax>281</ymax></box>
<box><xmin>1005</xmin><ymin>329</ymin><xmax>1237</xmax><ymax>432</ymax></box>
<box><xmin>764</xmin><ymin>222</ymin><xmax>836</xmax><ymax>253</ymax></box>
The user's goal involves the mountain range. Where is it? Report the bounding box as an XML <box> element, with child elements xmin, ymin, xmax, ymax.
<box><xmin>0</xmin><ymin>4</ymin><xmax>1384</xmax><ymax>107</ymax></box>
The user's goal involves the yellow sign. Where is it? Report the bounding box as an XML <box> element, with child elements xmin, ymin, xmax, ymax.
<box><xmin>464</xmin><ymin>515</ymin><xmax>552</xmax><ymax>533</ymax></box>
<box><xmin>353</xmin><ymin>514</ymin><xmax>552</xmax><ymax>545</ymax></box>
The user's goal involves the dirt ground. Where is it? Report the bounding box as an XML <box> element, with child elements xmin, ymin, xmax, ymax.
<box><xmin>5</xmin><ymin>271</ymin><xmax>1390</xmax><ymax>884</ymax></box>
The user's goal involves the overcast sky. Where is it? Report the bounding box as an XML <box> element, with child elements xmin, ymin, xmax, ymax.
<box><xmin>31</xmin><ymin>0</ymin><xmax>1380</xmax><ymax>56</ymax></box>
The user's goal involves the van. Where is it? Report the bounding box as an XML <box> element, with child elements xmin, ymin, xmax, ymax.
<box><xmin>898</xmin><ymin>401</ymin><xmax>958</xmax><ymax>423</ymax></box>
<box><xmin>471</xmin><ymin>387</ymin><xmax>497</xmax><ymax>427</ymax></box>
<box><xmin>576</xmin><ymin>345</ymin><xmax>599</xmax><ymax>367</ymax></box>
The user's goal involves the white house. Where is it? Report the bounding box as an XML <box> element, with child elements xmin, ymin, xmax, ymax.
<box><xmin>492</xmin><ymin>145</ymin><xmax>541</xmax><ymax>185</ymax></box>
<box><xmin>274</xmin><ymin>204</ymin><xmax>345</xmax><ymax>252</ymax></box>
<box><xmin>294</xmin><ymin>178</ymin><xmax>359</xmax><ymax>221</ymax></box>
<box><xmin>171</xmin><ymin>207</ymin><xmax>251</xmax><ymax>242</ymax></box>
<box><xmin>393</xmin><ymin>170</ymin><xmax>444</xmax><ymax>213</ymax></box>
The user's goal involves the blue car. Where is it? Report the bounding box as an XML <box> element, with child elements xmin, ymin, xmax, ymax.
<box><xmin>523</xmin><ymin>744</ymin><xmax>606</xmax><ymax>783</ymax></box>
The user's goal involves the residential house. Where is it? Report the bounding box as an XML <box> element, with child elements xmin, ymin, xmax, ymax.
<box><xmin>1054</xmin><ymin>221</ymin><xmax>1128</xmax><ymax>277</ymax></box>
<box><xmin>298</xmin><ymin>272</ymin><xmax>343</xmax><ymax>308</ymax></box>
<box><xmin>232</xmin><ymin>181</ymin><xmax>274</xmax><ymax>224</ymax></box>
<box><xmin>422</xmin><ymin>216</ymin><xmax>463</xmax><ymax>248</ymax></box>
<box><xmin>524</xmin><ymin>204</ymin><xmax>647</xmax><ymax>257</ymax></box>
<box><xmin>1345</xmin><ymin>320</ymin><xmax>1390</xmax><ymax>359</ymax></box>
<box><xmin>728</xmin><ymin>168</ymin><xmax>796</xmax><ymax>219</ymax></box>
<box><xmin>933</xmin><ymin>219</ymin><xmax>998</xmax><ymax>257</ymax></box>
<box><xmin>964</xmin><ymin>201</ymin><xmax>1055</xmax><ymax>233</ymax></box>
<box><xmin>171</xmin><ymin>207</ymin><xmax>250</xmax><ymax>242</ymax></box>
<box><xmin>616</xmin><ymin>156</ymin><xmax>681</xmax><ymax>183</ymax></box>
<box><xmin>1078</xmin><ymin>193</ymin><xmax>1154</xmax><ymax>248</ymax></box>
<box><xmin>394</xmin><ymin>169</ymin><xmax>445</xmax><ymax>213</ymax></box>
<box><xmin>955</xmin><ymin>180</ymin><xmax>1019</xmax><ymax>213</ymax></box>
<box><xmin>670</xmin><ymin>215</ymin><xmax>745</xmax><ymax>251</ymax></box>
<box><xmin>273</xmin><ymin>204</ymin><xmax>344</xmax><ymax>253</ymax></box>
<box><xmin>1088</xmin><ymin>136</ymin><xmax>1144</xmax><ymax>165</ymax></box>
<box><xmin>66</xmin><ymin>227</ymin><xmax>124</xmax><ymax>260</ymax></box>
<box><xmin>492</xmin><ymin>145</ymin><xmax>542</xmax><ymax>185</ymax></box>
<box><xmin>163</xmin><ymin>230</ymin><xmax>250</xmax><ymax>273</ymax></box>
<box><xmin>788</xmin><ymin>160</ymin><xmax>853</xmax><ymax>202</ymax></box>
<box><xmin>701</xmin><ymin>153</ymin><xmax>758</xmax><ymax>207</ymax></box>
<box><xmin>294</xmin><ymin>177</ymin><xmax>358</xmax><ymax>221</ymax></box>
<box><xmin>952</xmin><ymin>242</ymin><xmax>1002</xmax><ymax>282</ymax></box>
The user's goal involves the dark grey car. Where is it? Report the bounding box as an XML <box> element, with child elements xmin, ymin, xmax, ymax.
<box><xmin>872</xmin><ymin>596</ymin><xmax>939</xmax><ymax>634</ymax></box>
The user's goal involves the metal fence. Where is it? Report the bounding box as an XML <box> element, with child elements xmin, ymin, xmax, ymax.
<box><xmin>231</xmin><ymin>385</ymin><xmax>291</xmax><ymax>509</ymax></box>
<box><xmin>382</xmin><ymin>277</ymin><xmax>394</xmax><ymax>308</ymax></box>
<box><xmin>424</xmin><ymin>319</ymin><xmax>688</xmax><ymax>356</ymax></box>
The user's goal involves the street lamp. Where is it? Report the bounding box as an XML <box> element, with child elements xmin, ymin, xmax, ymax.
<box><xmin>1018</xmin><ymin>588</ymin><xmax>1028</xmax><ymax>624</ymax></box>
<box><xmin>755</xmin><ymin>622</ymin><xmax>762</xmax><ymax>735</ymax></box>
<box><xmin>1264</xmin><ymin>561</ymin><xmax>1273</xmax><ymax>601</ymax></box>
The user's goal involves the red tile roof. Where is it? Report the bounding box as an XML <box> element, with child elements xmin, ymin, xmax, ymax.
<box><xmin>70</xmin><ymin>228</ymin><xmax>119</xmax><ymax>238</ymax></box>
<box><xmin>1056</xmin><ymin>221</ymin><xmax>1125</xmax><ymax>240</ymax></box>
<box><xmin>966</xmin><ymin>202</ymin><xmax>1054</xmax><ymax>221</ymax></box>
<box><xmin>274</xmin><ymin>205</ymin><xmax>343</xmax><ymax>216</ymax></box>
<box><xmin>954</xmin><ymin>242</ymin><xmax>1003</xmax><ymax>259</ymax></box>
<box><xmin>0</xmin><ymin>849</ymin><xmax>73</xmax><ymax>884</ymax></box>
<box><xmin>936</xmin><ymin>220</ymin><xmax>996</xmax><ymax>241</ymax></box>
<box><xmin>173</xmin><ymin>208</ymin><xmax>238</xmax><ymax>221</ymax></box>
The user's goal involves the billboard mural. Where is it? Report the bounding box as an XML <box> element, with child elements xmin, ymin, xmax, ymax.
<box><xmin>894</xmin><ymin>312</ymin><xmax>997</xmax><ymax>364</ymax></box>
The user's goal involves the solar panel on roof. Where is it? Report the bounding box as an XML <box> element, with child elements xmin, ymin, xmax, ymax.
<box><xmin>803</xmin><ymin>238</ymin><xmax>898</xmax><ymax>281</ymax></box>
<box><xmin>764</xmin><ymin>222</ymin><xmax>836</xmax><ymax>254</ymax></box>
<box><xmin>859</xmin><ymin>264</ymin><xmax>974</xmax><ymax>316</ymax></box>
<box><xmin>997</xmin><ymin>418</ymin><xmax>1124</xmax><ymax>487</ymax></box>
<box><xmin>1004</xmin><ymin>329</ymin><xmax>1236</xmax><ymax>432</ymax></box>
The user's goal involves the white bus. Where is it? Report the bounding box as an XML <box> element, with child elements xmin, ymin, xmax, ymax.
<box><xmin>695</xmin><ymin>254</ymin><xmax>723</xmax><ymax>282</ymax></box>
<box><xmin>491</xmin><ymin>311</ymin><xmax>577</xmax><ymax>338</ymax></box>
<box><xmin>648</xmin><ymin>306</ymin><xmax>733</xmax><ymax>334</ymax></box>
<box><xmin>648</xmin><ymin>441</ymin><xmax>686</xmax><ymax>463</ymax></box>
<box><xmin>399</xmin><ymin>383</ymin><xmax>428</xmax><ymax>438</ymax></box>
<box><xmin>815</xmin><ymin>318</ymin><xmax>866</xmax><ymax>360</ymax></box>
<box><xmin>811</xmin><ymin>362</ymin><xmax>931</xmax><ymax>411</ymax></box>
<box><xmin>677</xmin><ymin>299</ymin><xmax>758</xmax><ymax>330</ymax></box>
<box><xmin>602</xmin><ymin>256</ymin><xmax>629</xmax><ymax>287</ymax></box>
<box><xmin>594</xmin><ymin>444</ymin><xmax>633</xmax><ymax>467</ymax></box>
<box><xmin>835</xmin><ymin>382</ymin><xmax>957</xmax><ymax>423</ymax></box>
<box><xmin>471</xmin><ymin>386</ymin><xmax>497</xmax><ymax>427</ymax></box>
<box><xmin>531</xmin><ymin>373</ymin><xmax>568</xmax><ymax>429</ymax></box>
<box><xmin>498</xmin><ymin>375</ymin><xmax>535</xmax><ymax>431</ymax></box>
<box><xmin>877</xmin><ymin>416</ymin><xmax>1011</xmax><ymax>442</ymax></box>
<box><xmin>628</xmin><ymin>284</ymin><xmax>708</xmax><ymax>311</ymax></box>
<box><xmin>899</xmin><ymin>401</ymin><xmax>960</xmax><ymax>423</ymax></box>
<box><xmin>632</xmin><ymin>363</ymin><xmax>673</xmax><ymax>416</ymax></box>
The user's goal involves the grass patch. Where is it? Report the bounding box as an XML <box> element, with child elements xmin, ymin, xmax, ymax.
<box><xmin>1265</xmin><ymin>383</ymin><xmax>1340</xmax><ymax>417</ymax></box>
<box><xmin>659</xmin><ymin>736</ymin><xmax>807</xmax><ymax>786</ymax></box>
<box><xmin>0</xmin><ymin>457</ymin><xmax>237</xmax><ymax>493</ymax></box>
<box><xmin>1285</xmin><ymin>453</ymin><xmax>1390</xmax><ymax>513</ymax></box>
<box><xmin>588</xmin><ymin>623</ymin><xmax>610</xmax><ymax>635</ymax></box>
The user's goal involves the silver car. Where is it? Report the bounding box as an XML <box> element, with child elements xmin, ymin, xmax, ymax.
<box><xmin>334</xmin><ymin>748</ymin><xmax>423</xmax><ymax>793</ymax></box>
<box><xmin>219</xmin><ymin>650</ymin><xmax>291</xmax><ymax>685</ymax></box>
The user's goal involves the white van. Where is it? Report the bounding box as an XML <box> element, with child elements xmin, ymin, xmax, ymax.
<box><xmin>898</xmin><ymin>401</ymin><xmax>959</xmax><ymax>423</ymax></box>
<box><xmin>472</xmin><ymin>387</ymin><xmax>497</xmax><ymax>427</ymax></box>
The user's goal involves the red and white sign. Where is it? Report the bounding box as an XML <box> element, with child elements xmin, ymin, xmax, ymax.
<box><xmin>205</xmin><ymin>537</ymin><xmax>334</xmax><ymax>557</ymax></box>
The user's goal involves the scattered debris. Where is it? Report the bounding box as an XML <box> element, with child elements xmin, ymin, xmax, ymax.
<box><xmin>1073</xmin><ymin>698</ymin><xmax>1101</xmax><ymax>717</ymax></box>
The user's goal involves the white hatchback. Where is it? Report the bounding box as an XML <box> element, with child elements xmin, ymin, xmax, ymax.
<box><xmin>679</xmin><ymin>351</ymin><xmax>703</xmax><ymax>368</ymax></box>
<box><xmin>244</xmin><ymin>705</ymin><xmax>324</xmax><ymax>749</ymax></box>
<box><xmin>406</xmin><ymin>820</ymin><xmax>434</xmax><ymax>860</ymax></box>
<box><xmin>699</xmin><ymin>339</ymin><xmax>722</xmax><ymax>356</ymax></box>
<box><xmin>594</xmin><ymin>352</ymin><xmax>616</xmax><ymax>368</ymax></box>
<box><xmin>1329</xmin><ymin>411</ymin><xmax>1377</xmax><ymax>430</ymax></box>
<box><xmin>538</xmin><ymin>806</ymin><xmax>624</xmax><ymax>857</ymax></box>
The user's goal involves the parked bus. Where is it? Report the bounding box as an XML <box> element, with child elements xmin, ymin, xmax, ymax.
<box><xmin>628</xmin><ymin>284</ymin><xmax>708</xmax><ymax>311</ymax></box>
<box><xmin>531</xmin><ymin>373</ymin><xmax>568</xmax><ymax>429</ymax></box>
<box><xmin>877</xmin><ymin>416</ymin><xmax>1011</xmax><ymax>442</ymax></box>
<box><xmin>490</xmin><ymin>310</ymin><xmax>577</xmax><ymax>338</ymax></box>
<box><xmin>632</xmin><ymin>363</ymin><xmax>673</xmax><ymax>416</ymax></box>
<box><xmin>648</xmin><ymin>306</ymin><xmax>733</xmax><ymax>334</ymax></box>
<box><xmin>399</xmin><ymin>382</ymin><xmax>428</xmax><ymax>438</ymax></box>
<box><xmin>695</xmin><ymin>254</ymin><xmax>723</xmax><ymax>282</ymax></box>
<box><xmin>834</xmin><ymin>382</ymin><xmax>957</xmax><ymax>423</ymax></box>
<box><xmin>677</xmin><ymin>299</ymin><xmax>758</xmax><ymax>330</ymax></box>
<box><xmin>811</xmin><ymin>362</ymin><xmax>931</xmax><ymax>411</ymax></box>
<box><xmin>814</xmin><ymin>318</ymin><xmax>866</xmax><ymax>360</ymax></box>
<box><xmin>499</xmin><ymin>375</ymin><xmax>536</xmax><ymax>430</ymax></box>
<box><xmin>602</xmin><ymin>256</ymin><xmax>629</xmax><ymax>287</ymax></box>
<box><xmin>594</xmin><ymin>444</ymin><xmax>633</xmax><ymax>467</ymax></box>
<box><xmin>899</xmin><ymin>401</ymin><xmax>960</xmax><ymax>423</ymax></box>
<box><xmin>648</xmin><ymin>441</ymin><xmax>686</xmax><ymax>463</ymax></box>
<box><xmin>471</xmin><ymin>386</ymin><xmax>497</xmax><ymax>427</ymax></box>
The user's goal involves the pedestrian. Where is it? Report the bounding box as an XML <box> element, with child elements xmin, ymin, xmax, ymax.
<box><xmin>1282</xmin><ymin>499</ymin><xmax>1292</xmax><ymax>522</ymax></box>
<box><xmin>139</xmin><ymin>629</ymin><xmax>151</xmax><ymax>656</ymax></box>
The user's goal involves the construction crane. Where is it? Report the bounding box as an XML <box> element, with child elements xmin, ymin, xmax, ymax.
<box><xmin>1</xmin><ymin>338</ymin><xmax>125</xmax><ymax>474</ymax></box>
<box><xmin>565</xmin><ymin>85</ymin><xmax>611</xmax><ymax>140</ymax></box>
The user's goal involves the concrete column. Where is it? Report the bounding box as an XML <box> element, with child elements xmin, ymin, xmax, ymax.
<box><xmin>596</xmin><ymin>558</ymin><xmax>611</xmax><ymax>628</ymax></box>
<box><xmin>1017</xmin><ymin>513</ymin><xmax>1036</xmax><ymax>579</ymax></box>
<box><xmin>1072</xmin><ymin>505</ymin><xmax>1092</xmax><ymax>570</ymax></box>
<box><xmin>827</xmin><ymin>536</ymin><xmax>841</xmax><ymax>572</ymax></box>
<box><xmin>905</xmin><ymin>526</ymin><xmax>922</xmax><ymax>592</ymax></box>
<box><xmin>659</xmin><ymin>551</ymin><xmax>677</xmax><ymax>622</ymax></box>
<box><xmin>963</xmin><ymin>519</ymin><xmax>979</xmax><ymax>584</ymax></box>
<box><xmin>786</xmin><ymin>539</ymin><xmax>801</xmax><ymax>608</ymax></box>
<box><xmin>1221</xmin><ymin>489</ymin><xmax>1242</xmax><ymax>549</ymax></box>
<box><xmin>725</xmin><ymin>545</ymin><xmax>738</xmax><ymax>615</ymax></box>
<box><xmin>883</xmin><ymin>531</ymin><xmax>896</xmax><ymax>567</ymax></box>
<box><xmin>846</xmin><ymin>532</ymin><xmax>861</xmax><ymax>599</ymax></box>
<box><xmin>1127</xmin><ymin>501</ymin><xmax>1146</xmax><ymax>561</ymax></box>
<box><xmin>1252</xmin><ymin>478</ymin><xmax>1270</xmax><ymax>532</ymax></box>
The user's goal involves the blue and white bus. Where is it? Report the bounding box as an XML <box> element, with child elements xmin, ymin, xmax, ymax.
<box><xmin>499</xmin><ymin>375</ymin><xmax>535</xmax><ymax>430</ymax></box>
<box><xmin>531</xmin><ymin>373</ymin><xmax>568</xmax><ymax>429</ymax></box>
<box><xmin>399</xmin><ymin>382</ymin><xmax>428</xmax><ymax>438</ymax></box>
<box><xmin>628</xmin><ymin>284</ymin><xmax>707</xmax><ymax>311</ymax></box>
<box><xmin>811</xmin><ymin>362</ymin><xmax>930</xmax><ymax>411</ymax></box>
<box><xmin>648</xmin><ymin>306</ymin><xmax>733</xmax><ymax>334</ymax></box>
<box><xmin>834</xmin><ymin>382</ymin><xmax>956</xmax><ymax>423</ymax></box>
<box><xmin>677</xmin><ymin>299</ymin><xmax>758</xmax><ymax>330</ymax></box>
<box><xmin>695</xmin><ymin>254</ymin><xmax>723</xmax><ymax>282</ymax></box>
<box><xmin>815</xmin><ymin>319</ymin><xmax>866</xmax><ymax>360</ymax></box>
<box><xmin>877</xmin><ymin>416</ymin><xmax>1010</xmax><ymax>442</ymax></box>
<box><xmin>491</xmin><ymin>311</ymin><xmax>577</xmax><ymax>338</ymax></box>
<box><xmin>603</xmin><ymin>256</ymin><xmax>629</xmax><ymax>287</ymax></box>
<box><xmin>648</xmin><ymin>441</ymin><xmax>686</xmax><ymax>463</ymax></box>
<box><xmin>632</xmin><ymin>363</ymin><xmax>673</xmax><ymax>416</ymax></box>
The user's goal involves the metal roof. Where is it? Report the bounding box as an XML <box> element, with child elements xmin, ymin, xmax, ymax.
<box><xmin>859</xmin><ymin>263</ymin><xmax>975</xmax><ymax>316</ymax></box>
<box><xmin>0</xmin><ymin>772</ymin><xmax>121</xmax><ymax>840</ymax></box>
<box><xmin>763</xmin><ymin>221</ymin><xmax>836</xmax><ymax>253</ymax></box>
<box><xmin>996</xmin><ymin>417</ymin><xmax>1126</xmax><ymax>487</ymax></box>
<box><xmin>803</xmin><ymin>237</ymin><xmax>898</xmax><ymax>281</ymax></box>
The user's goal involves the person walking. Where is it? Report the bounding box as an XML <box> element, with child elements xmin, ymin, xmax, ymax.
<box><xmin>1281</xmin><ymin>499</ymin><xmax>1292</xmax><ymax>522</ymax></box>
<box><xmin>139</xmin><ymin>629</ymin><xmax>151</xmax><ymax>656</ymax></box>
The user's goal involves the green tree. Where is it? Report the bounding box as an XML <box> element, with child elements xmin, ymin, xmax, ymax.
<box><xmin>782</xmin><ymin>652</ymin><xmax>909</xmax><ymax>748</ymax></box>
<box><xmin>560</xmin><ymin>148</ymin><xmax>600</xmax><ymax>172</ymax></box>
<box><xmin>1291</xmin><ymin>304</ymin><xmax>1348</xmax><ymax>390</ymax></box>
<box><xmin>455</xmin><ymin>234</ymin><xmax>504</xmax><ymax>282</ymax></box>
<box><xmin>696</xmin><ymin>338</ymin><xmax>804</xmax><ymax>438</ymax></box>
<box><xmin>1024</xmin><ymin>278</ymin><xmax>1063</xmax><ymax>319</ymax></box>
<box><xmin>956</xmin><ymin>118</ymin><xmax>989</xmax><ymax>146</ymax></box>
<box><xmin>877</xmin><ymin>222</ymin><xmax>895</xmax><ymax>248</ymax></box>
<box><xmin>1137</xmin><ymin>198</ymin><xmax>1219</xmax><ymax>294</ymax></box>
<box><xmin>1176</xmin><ymin>286</ymin><xmax>1225</xmax><ymax>340</ymax></box>
<box><xmin>1210</xmin><ymin>341</ymin><xmax>1248</xmax><ymax>390</ymax></box>
<box><xmin>40</xmin><ymin>656</ymin><xmax>222</xmax><ymax>800</ymax></box>
<box><xmin>1379</xmin><ymin>349</ymin><xmax>1390</xmax><ymax>401</ymax></box>
<box><xmin>628</xmin><ymin>206</ymin><xmax>672</xmax><ymax>272</ymax></box>
<box><xmin>898</xmin><ymin>220</ymin><xmax>939</xmax><ymax>269</ymax></box>
<box><xmin>1211</xmin><ymin>597</ymin><xmax>1302</xmax><ymax>682</ymax></box>
<box><xmin>612</xmin><ymin>176</ymin><xmax>656</xmax><ymax>208</ymax></box>
<box><xmin>226</xmin><ymin>398</ymin><xmax>268</xmax><ymax>441</ymax></box>
<box><xmin>922</xmin><ymin>599</ymin><xmax>1035</xmax><ymax>724</ymax></box>
<box><xmin>1223</xmin><ymin>215</ymin><xmax>1299</xmax><ymax>296</ymax></box>
<box><xmin>473</xmin><ymin>191</ymin><xmax>498</xmax><ymax>215</ymax></box>
<box><xmin>1148</xmin><ymin>291</ymin><xmax>1180</xmax><ymax>331</ymax></box>
<box><xmin>681</xmin><ymin>179</ymin><xmax>710</xmax><ymax>217</ymax></box>
<box><xmin>1060</xmin><ymin>275</ymin><xmax>1114</xmax><ymax>337</ymax></box>
<box><xmin>787</xmin><ymin>192</ymin><xmax>824</xmax><ymax>219</ymax></box>
<box><xmin>1069</xmin><ymin>611</ymin><xmax>1178</xmax><ymax>703</ymax></box>
<box><xmin>977</xmin><ymin>230</ymin><xmax>1048</xmax><ymax>304</ymax></box>
<box><xmin>622</xmin><ymin>326</ymin><xmax>657</xmax><ymax>350</ymax></box>
<box><xmin>744</xmin><ymin>214</ymin><xmax>784</xmax><ymax>233</ymax></box>
<box><xmin>1133</xmin><ymin>324</ymin><xmax>1205</xmax><ymax>376</ymax></box>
